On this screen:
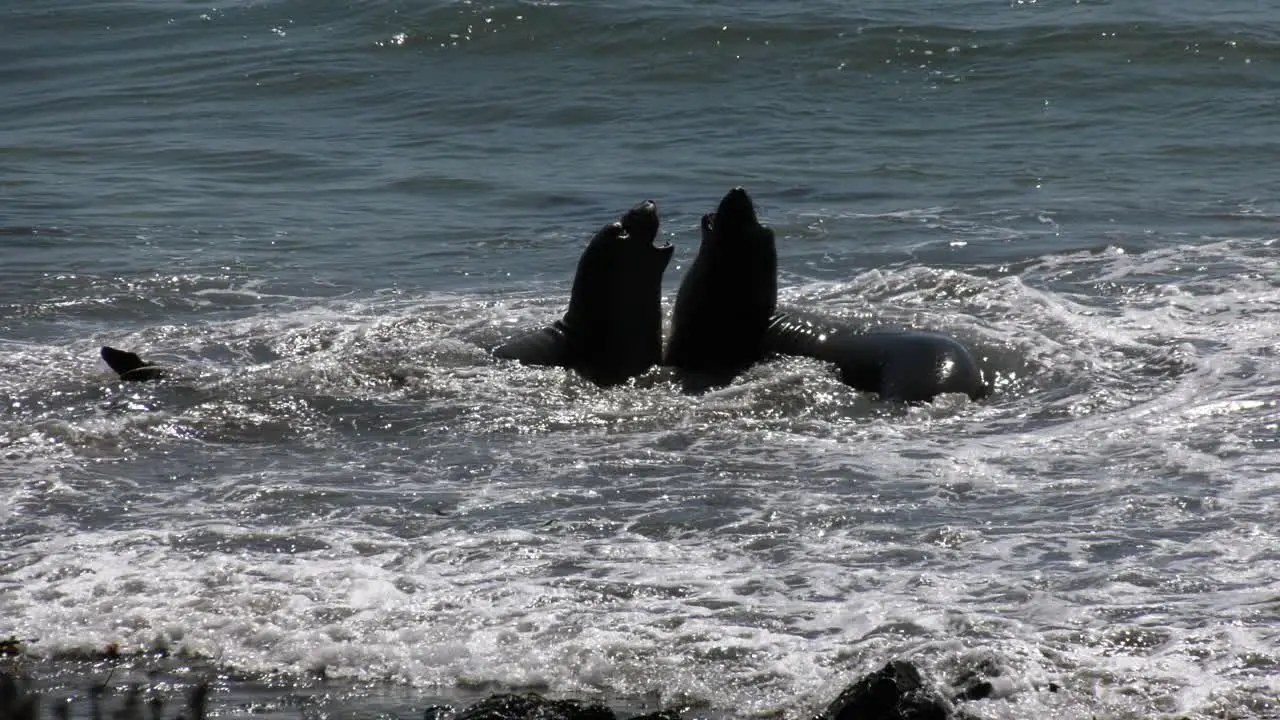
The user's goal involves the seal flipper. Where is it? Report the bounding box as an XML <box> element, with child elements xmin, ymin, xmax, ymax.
<box><xmin>491</xmin><ymin>322</ymin><xmax>575</xmax><ymax>369</ymax></box>
<box><xmin>101</xmin><ymin>346</ymin><xmax>166</xmax><ymax>382</ymax></box>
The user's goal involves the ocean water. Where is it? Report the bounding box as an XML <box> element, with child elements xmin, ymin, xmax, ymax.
<box><xmin>2</xmin><ymin>0</ymin><xmax>1278</xmax><ymax>718</ymax></box>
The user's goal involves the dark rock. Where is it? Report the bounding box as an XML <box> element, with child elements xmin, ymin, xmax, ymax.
<box><xmin>456</xmin><ymin>693</ymin><xmax>617</xmax><ymax>720</ymax></box>
<box><xmin>425</xmin><ymin>704</ymin><xmax>459</xmax><ymax>720</ymax></box>
<box><xmin>626</xmin><ymin>712</ymin><xmax>682</xmax><ymax>720</ymax></box>
<box><xmin>0</xmin><ymin>636</ymin><xmax>28</xmax><ymax>657</ymax></box>
<box><xmin>817</xmin><ymin>661</ymin><xmax>950</xmax><ymax>720</ymax></box>
<box><xmin>187</xmin><ymin>680</ymin><xmax>210</xmax><ymax>720</ymax></box>
<box><xmin>0</xmin><ymin>671</ymin><xmax>40</xmax><ymax>720</ymax></box>
<box><xmin>948</xmin><ymin>655</ymin><xmax>1003</xmax><ymax>703</ymax></box>
<box><xmin>1047</xmin><ymin>682</ymin><xmax>1060</xmax><ymax>693</ymax></box>
<box><xmin>954</xmin><ymin>680</ymin><xmax>993</xmax><ymax>702</ymax></box>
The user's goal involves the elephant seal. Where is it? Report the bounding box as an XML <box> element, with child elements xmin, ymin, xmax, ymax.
<box><xmin>101</xmin><ymin>345</ymin><xmax>166</xmax><ymax>381</ymax></box>
<box><xmin>663</xmin><ymin>187</ymin><xmax>778</xmax><ymax>391</ymax></box>
<box><xmin>492</xmin><ymin>199</ymin><xmax>674</xmax><ymax>386</ymax></box>
<box><xmin>763</xmin><ymin>313</ymin><xmax>990</xmax><ymax>402</ymax></box>
<box><xmin>666</xmin><ymin>186</ymin><xmax>988</xmax><ymax>401</ymax></box>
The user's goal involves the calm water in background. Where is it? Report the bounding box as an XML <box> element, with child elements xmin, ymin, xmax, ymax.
<box><xmin>2</xmin><ymin>1</ymin><xmax>1278</xmax><ymax>718</ymax></box>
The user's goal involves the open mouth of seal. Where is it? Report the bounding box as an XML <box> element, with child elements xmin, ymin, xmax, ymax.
<box><xmin>701</xmin><ymin>187</ymin><xmax>762</xmax><ymax>241</ymax></box>
<box><xmin>620</xmin><ymin>200</ymin><xmax>671</xmax><ymax>252</ymax></box>
<box><xmin>702</xmin><ymin>212</ymin><xmax>717</xmax><ymax>233</ymax></box>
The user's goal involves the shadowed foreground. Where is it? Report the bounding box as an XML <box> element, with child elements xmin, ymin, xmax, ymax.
<box><xmin>0</xmin><ymin>660</ymin><xmax>994</xmax><ymax>720</ymax></box>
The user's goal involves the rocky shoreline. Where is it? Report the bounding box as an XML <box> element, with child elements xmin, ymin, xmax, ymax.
<box><xmin>1</xmin><ymin>654</ymin><xmax>1025</xmax><ymax>720</ymax></box>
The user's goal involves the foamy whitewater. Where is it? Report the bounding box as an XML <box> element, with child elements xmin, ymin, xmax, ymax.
<box><xmin>4</xmin><ymin>234</ymin><xmax>1277</xmax><ymax>718</ymax></box>
<box><xmin>2</xmin><ymin>0</ymin><xmax>1279</xmax><ymax>718</ymax></box>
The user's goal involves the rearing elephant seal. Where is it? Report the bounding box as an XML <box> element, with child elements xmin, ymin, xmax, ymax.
<box><xmin>663</xmin><ymin>187</ymin><xmax>778</xmax><ymax>391</ymax></box>
<box><xmin>493</xmin><ymin>199</ymin><xmax>674</xmax><ymax>386</ymax></box>
<box><xmin>666</xmin><ymin>186</ymin><xmax>988</xmax><ymax>401</ymax></box>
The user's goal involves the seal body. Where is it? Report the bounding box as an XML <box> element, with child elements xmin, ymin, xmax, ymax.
<box><xmin>101</xmin><ymin>346</ymin><xmax>166</xmax><ymax>381</ymax></box>
<box><xmin>663</xmin><ymin>187</ymin><xmax>778</xmax><ymax>391</ymax></box>
<box><xmin>763</xmin><ymin>311</ymin><xmax>989</xmax><ymax>401</ymax></box>
<box><xmin>493</xmin><ymin>200</ymin><xmax>674</xmax><ymax>386</ymax></box>
<box><xmin>665</xmin><ymin>186</ymin><xmax>988</xmax><ymax>402</ymax></box>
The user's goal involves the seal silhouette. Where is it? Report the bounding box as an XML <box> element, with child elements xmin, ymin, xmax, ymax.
<box><xmin>493</xmin><ymin>199</ymin><xmax>674</xmax><ymax>386</ymax></box>
<box><xmin>98</xmin><ymin>202</ymin><xmax>674</xmax><ymax>389</ymax></box>
<box><xmin>763</xmin><ymin>313</ymin><xmax>989</xmax><ymax>402</ymax></box>
<box><xmin>665</xmin><ymin>186</ymin><xmax>987</xmax><ymax>401</ymax></box>
<box><xmin>663</xmin><ymin>187</ymin><xmax>778</xmax><ymax>391</ymax></box>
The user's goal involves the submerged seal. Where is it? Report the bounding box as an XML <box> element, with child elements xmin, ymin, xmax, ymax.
<box><xmin>763</xmin><ymin>313</ymin><xmax>989</xmax><ymax>402</ymax></box>
<box><xmin>492</xmin><ymin>200</ymin><xmax>674</xmax><ymax>386</ymax></box>
<box><xmin>101</xmin><ymin>346</ymin><xmax>166</xmax><ymax>381</ymax></box>
<box><xmin>666</xmin><ymin>186</ymin><xmax>988</xmax><ymax>401</ymax></box>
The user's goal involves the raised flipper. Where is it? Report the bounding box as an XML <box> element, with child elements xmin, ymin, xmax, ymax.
<box><xmin>101</xmin><ymin>346</ymin><xmax>166</xmax><ymax>382</ymax></box>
